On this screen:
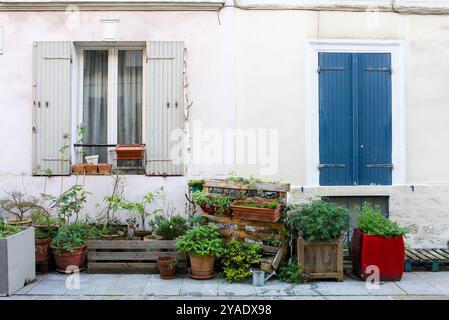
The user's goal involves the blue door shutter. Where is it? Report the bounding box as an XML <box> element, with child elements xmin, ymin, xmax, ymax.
<box><xmin>358</xmin><ymin>53</ymin><xmax>392</xmax><ymax>185</ymax></box>
<box><xmin>318</xmin><ymin>52</ymin><xmax>353</xmax><ymax>186</ymax></box>
<box><xmin>318</xmin><ymin>52</ymin><xmax>392</xmax><ymax>186</ymax></box>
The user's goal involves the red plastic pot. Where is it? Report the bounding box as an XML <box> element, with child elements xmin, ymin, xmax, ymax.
<box><xmin>352</xmin><ymin>228</ymin><xmax>405</xmax><ymax>281</ymax></box>
<box><xmin>115</xmin><ymin>144</ymin><xmax>145</xmax><ymax>160</ymax></box>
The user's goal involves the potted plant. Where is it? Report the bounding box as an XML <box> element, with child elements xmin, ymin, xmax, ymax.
<box><xmin>0</xmin><ymin>221</ymin><xmax>35</xmax><ymax>296</ymax></box>
<box><xmin>0</xmin><ymin>191</ymin><xmax>36</xmax><ymax>226</ymax></box>
<box><xmin>220</xmin><ymin>240</ymin><xmax>261</xmax><ymax>283</ymax></box>
<box><xmin>352</xmin><ymin>203</ymin><xmax>407</xmax><ymax>281</ymax></box>
<box><xmin>51</xmin><ymin>222</ymin><xmax>97</xmax><ymax>273</ymax></box>
<box><xmin>157</xmin><ymin>256</ymin><xmax>178</xmax><ymax>279</ymax></box>
<box><xmin>188</xmin><ymin>180</ymin><xmax>204</xmax><ymax>193</ymax></box>
<box><xmin>230</xmin><ymin>198</ymin><xmax>282</xmax><ymax>222</ymax></box>
<box><xmin>51</xmin><ymin>185</ymin><xmax>89</xmax><ymax>225</ymax></box>
<box><xmin>176</xmin><ymin>225</ymin><xmax>223</xmax><ymax>280</ymax></box>
<box><xmin>285</xmin><ymin>200</ymin><xmax>349</xmax><ymax>282</ymax></box>
<box><xmin>35</xmin><ymin>228</ymin><xmax>53</xmax><ymax>265</ymax></box>
<box><xmin>150</xmin><ymin>214</ymin><xmax>189</xmax><ymax>240</ymax></box>
<box><xmin>192</xmin><ymin>191</ymin><xmax>233</xmax><ymax>216</ymax></box>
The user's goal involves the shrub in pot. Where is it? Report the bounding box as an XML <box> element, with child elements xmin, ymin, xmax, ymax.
<box><xmin>285</xmin><ymin>200</ymin><xmax>349</xmax><ymax>281</ymax></box>
<box><xmin>176</xmin><ymin>225</ymin><xmax>223</xmax><ymax>280</ymax></box>
<box><xmin>0</xmin><ymin>222</ymin><xmax>36</xmax><ymax>296</ymax></box>
<box><xmin>35</xmin><ymin>229</ymin><xmax>53</xmax><ymax>264</ymax></box>
<box><xmin>192</xmin><ymin>191</ymin><xmax>233</xmax><ymax>216</ymax></box>
<box><xmin>352</xmin><ymin>203</ymin><xmax>407</xmax><ymax>281</ymax></box>
<box><xmin>51</xmin><ymin>223</ymin><xmax>97</xmax><ymax>273</ymax></box>
<box><xmin>150</xmin><ymin>214</ymin><xmax>189</xmax><ymax>240</ymax></box>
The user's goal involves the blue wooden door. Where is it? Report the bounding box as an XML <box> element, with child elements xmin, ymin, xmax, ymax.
<box><xmin>319</xmin><ymin>52</ymin><xmax>392</xmax><ymax>186</ymax></box>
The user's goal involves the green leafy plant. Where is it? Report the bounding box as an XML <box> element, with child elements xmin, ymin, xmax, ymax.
<box><xmin>221</xmin><ymin>240</ymin><xmax>261</xmax><ymax>283</ymax></box>
<box><xmin>0</xmin><ymin>222</ymin><xmax>22</xmax><ymax>238</ymax></box>
<box><xmin>285</xmin><ymin>200</ymin><xmax>349</xmax><ymax>241</ymax></box>
<box><xmin>121</xmin><ymin>190</ymin><xmax>161</xmax><ymax>231</ymax></box>
<box><xmin>235</xmin><ymin>200</ymin><xmax>280</xmax><ymax>209</ymax></box>
<box><xmin>278</xmin><ymin>257</ymin><xmax>303</xmax><ymax>284</ymax></box>
<box><xmin>176</xmin><ymin>225</ymin><xmax>224</xmax><ymax>257</ymax></box>
<box><xmin>225</xmin><ymin>172</ymin><xmax>281</xmax><ymax>188</ymax></box>
<box><xmin>150</xmin><ymin>215</ymin><xmax>189</xmax><ymax>240</ymax></box>
<box><xmin>188</xmin><ymin>180</ymin><xmax>204</xmax><ymax>190</ymax></box>
<box><xmin>357</xmin><ymin>203</ymin><xmax>407</xmax><ymax>237</ymax></box>
<box><xmin>52</xmin><ymin>222</ymin><xmax>98</xmax><ymax>253</ymax></box>
<box><xmin>31</xmin><ymin>208</ymin><xmax>59</xmax><ymax>226</ymax></box>
<box><xmin>0</xmin><ymin>191</ymin><xmax>37</xmax><ymax>221</ymax></box>
<box><xmin>51</xmin><ymin>185</ymin><xmax>88</xmax><ymax>224</ymax></box>
<box><xmin>192</xmin><ymin>191</ymin><xmax>233</xmax><ymax>215</ymax></box>
<box><xmin>35</xmin><ymin>228</ymin><xmax>53</xmax><ymax>240</ymax></box>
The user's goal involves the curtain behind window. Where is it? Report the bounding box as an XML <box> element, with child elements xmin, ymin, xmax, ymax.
<box><xmin>117</xmin><ymin>50</ymin><xmax>143</xmax><ymax>145</ymax></box>
<box><xmin>83</xmin><ymin>50</ymin><xmax>108</xmax><ymax>163</ymax></box>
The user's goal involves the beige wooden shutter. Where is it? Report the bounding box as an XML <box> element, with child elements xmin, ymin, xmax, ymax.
<box><xmin>32</xmin><ymin>41</ymin><xmax>72</xmax><ymax>176</ymax></box>
<box><xmin>146</xmin><ymin>41</ymin><xmax>185</xmax><ymax>176</ymax></box>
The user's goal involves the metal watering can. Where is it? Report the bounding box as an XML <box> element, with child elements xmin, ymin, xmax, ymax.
<box><xmin>250</xmin><ymin>269</ymin><xmax>275</xmax><ymax>286</ymax></box>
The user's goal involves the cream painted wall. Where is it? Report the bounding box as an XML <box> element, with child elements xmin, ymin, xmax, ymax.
<box><xmin>235</xmin><ymin>10</ymin><xmax>449</xmax><ymax>185</ymax></box>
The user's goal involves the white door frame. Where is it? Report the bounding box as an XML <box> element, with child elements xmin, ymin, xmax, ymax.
<box><xmin>304</xmin><ymin>39</ymin><xmax>406</xmax><ymax>186</ymax></box>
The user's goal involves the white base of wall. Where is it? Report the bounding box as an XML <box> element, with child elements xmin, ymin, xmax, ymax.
<box><xmin>289</xmin><ymin>185</ymin><xmax>449</xmax><ymax>249</ymax></box>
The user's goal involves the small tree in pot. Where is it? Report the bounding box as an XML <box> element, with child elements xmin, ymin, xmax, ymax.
<box><xmin>352</xmin><ymin>203</ymin><xmax>407</xmax><ymax>281</ymax></box>
<box><xmin>0</xmin><ymin>191</ymin><xmax>37</xmax><ymax>226</ymax></box>
<box><xmin>176</xmin><ymin>225</ymin><xmax>223</xmax><ymax>280</ymax></box>
<box><xmin>285</xmin><ymin>200</ymin><xmax>349</xmax><ymax>281</ymax></box>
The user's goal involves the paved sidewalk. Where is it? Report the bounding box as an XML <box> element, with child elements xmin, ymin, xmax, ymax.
<box><xmin>3</xmin><ymin>272</ymin><xmax>449</xmax><ymax>300</ymax></box>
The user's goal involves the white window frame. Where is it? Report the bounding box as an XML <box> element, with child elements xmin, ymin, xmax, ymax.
<box><xmin>304</xmin><ymin>39</ymin><xmax>406</xmax><ymax>186</ymax></box>
<box><xmin>73</xmin><ymin>43</ymin><xmax>147</xmax><ymax>164</ymax></box>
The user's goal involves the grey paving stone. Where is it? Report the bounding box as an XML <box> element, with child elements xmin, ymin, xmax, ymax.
<box><xmin>26</xmin><ymin>280</ymin><xmax>69</xmax><ymax>295</ymax></box>
<box><xmin>254</xmin><ymin>280</ymin><xmax>295</xmax><ymax>296</ymax></box>
<box><xmin>180</xmin><ymin>278</ymin><xmax>220</xmax><ymax>296</ymax></box>
<box><xmin>367</xmin><ymin>281</ymin><xmax>406</xmax><ymax>296</ymax></box>
<box><xmin>218</xmin><ymin>280</ymin><xmax>257</xmax><ymax>296</ymax></box>
<box><xmin>313</xmin><ymin>279</ymin><xmax>370</xmax><ymax>296</ymax></box>
<box><xmin>412</xmin><ymin>272</ymin><xmax>449</xmax><ymax>295</ymax></box>
<box><xmin>292</xmin><ymin>283</ymin><xmax>320</xmax><ymax>296</ymax></box>
<box><xmin>394</xmin><ymin>273</ymin><xmax>442</xmax><ymax>295</ymax></box>
<box><xmin>143</xmin><ymin>277</ymin><xmax>184</xmax><ymax>296</ymax></box>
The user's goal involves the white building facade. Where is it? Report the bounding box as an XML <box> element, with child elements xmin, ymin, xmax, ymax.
<box><xmin>1</xmin><ymin>0</ymin><xmax>449</xmax><ymax>248</ymax></box>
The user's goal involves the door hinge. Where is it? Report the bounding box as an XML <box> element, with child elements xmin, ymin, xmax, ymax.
<box><xmin>317</xmin><ymin>66</ymin><xmax>346</xmax><ymax>73</ymax></box>
<box><xmin>365</xmin><ymin>67</ymin><xmax>392</xmax><ymax>74</ymax></box>
<box><xmin>366</xmin><ymin>163</ymin><xmax>393</xmax><ymax>168</ymax></box>
<box><xmin>318</xmin><ymin>164</ymin><xmax>346</xmax><ymax>169</ymax></box>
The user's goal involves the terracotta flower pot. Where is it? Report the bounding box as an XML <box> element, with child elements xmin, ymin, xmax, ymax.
<box><xmin>99</xmin><ymin>233</ymin><xmax>124</xmax><ymax>240</ymax></box>
<box><xmin>85</xmin><ymin>164</ymin><xmax>98</xmax><ymax>175</ymax></box>
<box><xmin>51</xmin><ymin>245</ymin><xmax>87</xmax><ymax>273</ymax></box>
<box><xmin>157</xmin><ymin>256</ymin><xmax>177</xmax><ymax>279</ymax></box>
<box><xmin>6</xmin><ymin>218</ymin><xmax>32</xmax><ymax>227</ymax></box>
<box><xmin>72</xmin><ymin>164</ymin><xmax>85</xmax><ymax>175</ymax></box>
<box><xmin>98</xmin><ymin>163</ymin><xmax>112</xmax><ymax>175</ymax></box>
<box><xmin>189</xmin><ymin>254</ymin><xmax>215</xmax><ymax>280</ymax></box>
<box><xmin>35</xmin><ymin>237</ymin><xmax>52</xmax><ymax>264</ymax></box>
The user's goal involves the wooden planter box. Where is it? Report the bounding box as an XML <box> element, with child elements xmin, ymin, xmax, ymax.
<box><xmin>0</xmin><ymin>227</ymin><xmax>36</xmax><ymax>296</ymax></box>
<box><xmin>297</xmin><ymin>234</ymin><xmax>344</xmax><ymax>282</ymax></box>
<box><xmin>352</xmin><ymin>228</ymin><xmax>405</xmax><ymax>281</ymax></box>
<box><xmin>87</xmin><ymin>240</ymin><xmax>187</xmax><ymax>274</ymax></box>
<box><xmin>231</xmin><ymin>201</ymin><xmax>281</xmax><ymax>222</ymax></box>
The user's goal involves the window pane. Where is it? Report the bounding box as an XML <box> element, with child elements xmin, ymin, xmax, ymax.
<box><xmin>82</xmin><ymin>50</ymin><xmax>108</xmax><ymax>163</ymax></box>
<box><xmin>117</xmin><ymin>50</ymin><xmax>143</xmax><ymax>145</ymax></box>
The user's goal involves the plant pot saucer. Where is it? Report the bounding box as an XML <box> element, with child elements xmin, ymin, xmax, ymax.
<box><xmin>160</xmin><ymin>274</ymin><xmax>177</xmax><ymax>280</ymax></box>
<box><xmin>188</xmin><ymin>272</ymin><xmax>215</xmax><ymax>280</ymax></box>
<box><xmin>56</xmin><ymin>266</ymin><xmax>85</xmax><ymax>274</ymax></box>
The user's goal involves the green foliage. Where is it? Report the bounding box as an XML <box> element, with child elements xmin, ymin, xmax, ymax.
<box><xmin>221</xmin><ymin>240</ymin><xmax>261</xmax><ymax>283</ymax></box>
<box><xmin>51</xmin><ymin>185</ymin><xmax>88</xmax><ymax>224</ymax></box>
<box><xmin>31</xmin><ymin>209</ymin><xmax>59</xmax><ymax>226</ymax></box>
<box><xmin>0</xmin><ymin>222</ymin><xmax>22</xmax><ymax>238</ymax></box>
<box><xmin>188</xmin><ymin>180</ymin><xmax>204</xmax><ymax>189</ymax></box>
<box><xmin>278</xmin><ymin>258</ymin><xmax>303</xmax><ymax>284</ymax></box>
<box><xmin>236</xmin><ymin>201</ymin><xmax>280</xmax><ymax>209</ymax></box>
<box><xmin>285</xmin><ymin>200</ymin><xmax>349</xmax><ymax>241</ymax></box>
<box><xmin>52</xmin><ymin>223</ymin><xmax>98</xmax><ymax>252</ymax></box>
<box><xmin>35</xmin><ymin>228</ymin><xmax>52</xmax><ymax>240</ymax></box>
<box><xmin>150</xmin><ymin>215</ymin><xmax>189</xmax><ymax>240</ymax></box>
<box><xmin>176</xmin><ymin>225</ymin><xmax>224</xmax><ymax>257</ymax></box>
<box><xmin>357</xmin><ymin>203</ymin><xmax>407</xmax><ymax>237</ymax></box>
<box><xmin>225</xmin><ymin>172</ymin><xmax>281</xmax><ymax>188</ymax></box>
<box><xmin>192</xmin><ymin>191</ymin><xmax>233</xmax><ymax>215</ymax></box>
<box><xmin>0</xmin><ymin>191</ymin><xmax>37</xmax><ymax>221</ymax></box>
<box><xmin>121</xmin><ymin>190</ymin><xmax>162</xmax><ymax>230</ymax></box>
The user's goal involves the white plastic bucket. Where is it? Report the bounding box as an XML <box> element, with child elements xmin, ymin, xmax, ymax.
<box><xmin>85</xmin><ymin>155</ymin><xmax>99</xmax><ymax>165</ymax></box>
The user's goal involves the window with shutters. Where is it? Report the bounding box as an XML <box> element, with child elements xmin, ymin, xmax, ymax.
<box><xmin>32</xmin><ymin>41</ymin><xmax>185</xmax><ymax>176</ymax></box>
<box><xmin>318</xmin><ymin>52</ymin><xmax>393</xmax><ymax>186</ymax></box>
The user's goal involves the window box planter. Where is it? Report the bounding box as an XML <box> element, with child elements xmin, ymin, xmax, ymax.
<box><xmin>351</xmin><ymin>228</ymin><xmax>405</xmax><ymax>281</ymax></box>
<box><xmin>296</xmin><ymin>234</ymin><xmax>344</xmax><ymax>282</ymax></box>
<box><xmin>115</xmin><ymin>144</ymin><xmax>145</xmax><ymax>161</ymax></box>
<box><xmin>0</xmin><ymin>227</ymin><xmax>36</xmax><ymax>296</ymax></box>
<box><xmin>230</xmin><ymin>200</ymin><xmax>281</xmax><ymax>222</ymax></box>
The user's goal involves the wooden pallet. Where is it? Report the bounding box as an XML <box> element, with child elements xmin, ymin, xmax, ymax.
<box><xmin>87</xmin><ymin>240</ymin><xmax>187</xmax><ymax>274</ymax></box>
<box><xmin>405</xmin><ymin>248</ymin><xmax>449</xmax><ymax>272</ymax></box>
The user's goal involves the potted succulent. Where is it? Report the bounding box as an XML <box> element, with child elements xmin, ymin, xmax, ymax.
<box><xmin>192</xmin><ymin>191</ymin><xmax>233</xmax><ymax>216</ymax></box>
<box><xmin>51</xmin><ymin>222</ymin><xmax>97</xmax><ymax>273</ymax></box>
<box><xmin>352</xmin><ymin>203</ymin><xmax>407</xmax><ymax>281</ymax></box>
<box><xmin>285</xmin><ymin>200</ymin><xmax>349</xmax><ymax>281</ymax></box>
<box><xmin>176</xmin><ymin>225</ymin><xmax>223</xmax><ymax>280</ymax></box>
<box><xmin>0</xmin><ymin>191</ymin><xmax>36</xmax><ymax>226</ymax></box>
<box><xmin>0</xmin><ymin>221</ymin><xmax>35</xmax><ymax>296</ymax></box>
<box><xmin>230</xmin><ymin>198</ymin><xmax>282</xmax><ymax>222</ymax></box>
